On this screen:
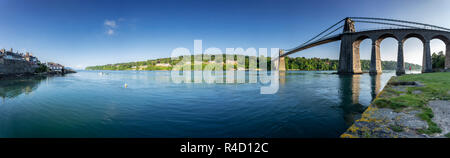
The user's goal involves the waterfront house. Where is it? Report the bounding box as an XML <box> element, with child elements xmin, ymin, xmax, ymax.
<box><xmin>46</xmin><ymin>62</ymin><xmax>64</xmax><ymax>72</ymax></box>
<box><xmin>1</xmin><ymin>49</ymin><xmax>40</xmax><ymax>65</ymax></box>
<box><xmin>0</xmin><ymin>49</ymin><xmax>4</xmax><ymax>59</ymax></box>
<box><xmin>155</xmin><ymin>63</ymin><xmax>171</xmax><ymax>67</ymax></box>
<box><xmin>2</xmin><ymin>49</ymin><xmax>25</xmax><ymax>61</ymax></box>
<box><xmin>24</xmin><ymin>52</ymin><xmax>40</xmax><ymax>65</ymax></box>
<box><xmin>225</xmin><ymin>60</ymin><xmax>237</xmax><ymax>65</ymax></box>
<box><xmin>1</xmin><ymin>48</ymin><xmax>39</xmax><ymax>75</ymax></box>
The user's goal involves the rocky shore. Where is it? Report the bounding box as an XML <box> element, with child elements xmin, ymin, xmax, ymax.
<box><xmin>341</xmin><ymin>72</ymin><xmax>450</xmax><ymax>138</ymax></box>
<box><xmin>0</xmin><ymin>70</ymin><xmax>76</xmax><ymax>80</ymax></box>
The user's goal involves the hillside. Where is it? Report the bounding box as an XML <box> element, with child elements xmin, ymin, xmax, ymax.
<box><xmin>85</xmin><ymin>55</ymin><xmax>422</xmax><ymax>71</ymax></box>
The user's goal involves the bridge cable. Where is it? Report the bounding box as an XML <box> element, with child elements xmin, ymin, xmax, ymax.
<box><xmin>349</xmin><ymin>17</ymin><xmax>450</xmax><ymax>31</ymax></box>
<box><xmin>299</xmin><ymin>19</ymin><xmax>344</xmax><ymax>45</ymax></box>
<box><xmin>285</xmin><ymin>19</ymin><xmax>345</xmax><ymax>52</ymax></box>
<box><xmin>317</xmin><ymin>25</ymin><xmax>343</xmax><ymax>41</ymax></box>
<box><xmin>353</xmin><ymin>20</ymin><xmax>422</xmax><ymax>29</ymax></box>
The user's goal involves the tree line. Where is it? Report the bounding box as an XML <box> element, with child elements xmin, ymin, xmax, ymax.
<box><xmin>86</xmin><ymin>55</ymin><xmax>423</xmax><ymax>71</ymax></box>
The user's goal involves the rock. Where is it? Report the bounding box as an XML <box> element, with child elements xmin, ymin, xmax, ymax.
<box><xmin>407</xmin><ymin>110</ymin><xmax>422</xmax><ymax>115</ymax></box>
<box><xmin>395</xmin><ymin>113</ymin><xmax>428</xmax><ymax>130</ymax></box>
<box><xmin>397</xmin><ymin>131</ymin><xmax>427</xmax><ymax>138</ymax></box>
<box><xmin>389</xmin><ymin>81</ymin><xmax>415</xmax><ymax>86</ymax></box>
<box><xmin>429</xmin><ymin>100</ymin><xmax>450</xmax><ymax>136</ymax></box>
<box><xmin>414</xmin><ymin>81</ymin><xmax>425</xmax><ymax>87</ymax></box>
<box><xmin>391</xmin><ymin>86</ymin><xmax>408</xmax><ymax>92</ymax></box>
<box><xmin>388</xmin><ymin>81</ymin><xmax>424</xmax><ymax>87</ymax></box>
<box><xmin>412</xmin><ymin>90</ymin><xmax>422</xmax><ymax>95</ymax></box>
<box><xmin>371</xmin><ymin>108</ymin><xmax>397</xmax><ymax>121</ymax></box>
<box><xmin>350</xmin><ymin>120</ymin><xmax>398</xmax><ymax>138</ymax></box>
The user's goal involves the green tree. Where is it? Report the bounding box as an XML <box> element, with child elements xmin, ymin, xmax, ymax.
<box><xmin>432</xmin><ymin>51</ymin><xmax>445</xmax><ymax>69</ymax></box>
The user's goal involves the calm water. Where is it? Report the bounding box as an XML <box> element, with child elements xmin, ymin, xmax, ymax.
<box><xmin>0</xmin><ymin>70</ymin><xmax>401</xmax><ymax>138</ymax></box>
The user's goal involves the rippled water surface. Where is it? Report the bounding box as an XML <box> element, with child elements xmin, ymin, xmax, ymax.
<box><xmin>0</xmin><ymin>70</ymin><xmax>401</xmax><ymax>137</ymax></box>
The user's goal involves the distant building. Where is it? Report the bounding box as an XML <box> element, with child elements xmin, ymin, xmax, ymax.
<box><xmin>156</xmin><ymin>63</ymin><xmax>171</xmax><ymax>67</ymax></box>
<box><xmin>1</xmin><ymin>48</ymin><xmax>40</xmax><ymax>75</ymax></box>
<box><xmin>0</xmin><ymin>49</ymin><xmax>40</xmax><ymax>65</ymax></box>
<box><xmin>208</xmin><ymin>60</ymin><xmax>224</xmax><ymax>64</ymax></box>
<box><xmin>140</xmin><ymin>65</ymin><xmax>148</xmax><ymax>69</ymax></box>
<box><xmin>24</xmin><ymin>52</ymin><xmax>40</xmax><ymax>65</ymax></box>
<box><xmin>225</xmin><ymin>60</ymin><xmax>237</xmax><ymax>65</ymax></box>
<box><xmin>46</xmin><ymin>62</ymin><xmax>64</xmax><ymax>72</ymax></box>
<box><xmin>0</xmin><ymin>48</ymin><xmax>24</xmax><ymax>61</ymax></box>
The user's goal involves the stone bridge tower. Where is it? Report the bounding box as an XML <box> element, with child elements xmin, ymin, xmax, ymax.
<box><xmin>338</xmin><ymin>18</ymin><xmax>362</xmax><ymax>74</ymax></box>
<box><xmin>343</xmin><ymin>18</ymin><xmax>355</xmax><ymax>33</ymax></box>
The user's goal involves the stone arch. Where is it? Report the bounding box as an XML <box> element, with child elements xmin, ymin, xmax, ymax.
<box><xmin>402</xmin><ymin>33</ymin><xmax>431</xmax><ymax>73</ymax></box>
<box><xmin>354</xmin><ymin>35</ymin><xmax>372</xmax><ymax>59</ymax></box>
<box><xmin>375</xmin><ymin>33</ymin><xmax>399</xmax><ymax>45</ymax></box>
<box><xmin>351</xmin><ymin>35</ymin><xmax>372</xmax><ymax>73</ymax></box>
<box><xmin>353</xmin><ymin>35</ymin><xmax>371</xmax><ymax>46</ymax></box>
<box><xmin>431</xmin><ymin>34</ymin><xmax>450</xmax><ymax>44</ymax></box>
<box><xmin>365</xmin><ymin>34</ymin><xmax>398</xmax><ymax>74</ymax></box>
<box><xmin>402</xmin><ymin>33</ymin><xmax>426</xmax><ymax>43</ymax></box>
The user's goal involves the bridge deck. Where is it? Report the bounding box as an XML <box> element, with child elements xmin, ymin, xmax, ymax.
<box><xmin>281</xmin><ymin>34</ymin><xmax>342</xmax><ymax>57</ymax></box>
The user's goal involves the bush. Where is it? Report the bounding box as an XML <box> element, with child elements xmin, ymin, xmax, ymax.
<box><xmin>432</xmin><ymin>51</ymin><xmax>445</xmax><ymax>69</ymax></box>
<box><xmin>35</xmin><ymin>63</ymin><xmax>49</xmax><ymax>73</ymax></box>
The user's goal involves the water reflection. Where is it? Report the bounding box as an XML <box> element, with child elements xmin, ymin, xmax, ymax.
<box><xmin>279</xmin><ymin>71</ymin><xmax>286</xmax><ymax>85</ymax></box>
<box><xmin>0</xmin><ymin>76</ymin><xmax>46</xmax><ymax>100</ymax></box>
<box><xmin>338</xmin><ymin>73</ymin><xmax>383</xmax><ymax>125</ymax></box>
<box><xmin>371</xmin><ymin>74</ymin><xmax>381</xmax><ymax>99</ymax></box>
<box><xmin>338</xmin><ymin>74</ymin><xmax>366</xmax><ymax>125</ymax></box>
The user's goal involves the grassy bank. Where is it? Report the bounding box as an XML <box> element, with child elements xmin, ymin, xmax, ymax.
<box><xmin>375</xmin><ymin>72</ymin><xmax>450</xmax><ymax>134</ymax></box>
<box><xmin>374</xmin><ymin>72</ymin><xmax>450</xmax><ymax>134</ymax></box>
<box><xmin>341</xmin><ymin>72</ymin><xmax>450</xmax><ymax>138</ymax></box>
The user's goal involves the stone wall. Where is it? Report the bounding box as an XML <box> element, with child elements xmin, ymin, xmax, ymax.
<box><xmin>0</xmin><ymin>58</ymin><xmax>36</xmax><ymax>75</ymax></box>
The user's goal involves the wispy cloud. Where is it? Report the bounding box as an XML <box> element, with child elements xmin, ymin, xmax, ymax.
<box><xmin>104</xmin><ymin>19</ymin><xmax>122</xmax><ymax>35</ymax></box>
<box><xmin>106</xmin><ymin>28</ymin><xmax>115</xmax><ymax>35</ymax></box>
<box><xmin>104</xmin><ymin>20</ymin><xmax>117</xmax><ymax>28</ymax></box>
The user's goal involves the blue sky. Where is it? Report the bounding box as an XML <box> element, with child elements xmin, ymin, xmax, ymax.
<box><xmin>0</xmin><ymin>0</ymin><xmax>449</xmax><ymax>69</ymax></box>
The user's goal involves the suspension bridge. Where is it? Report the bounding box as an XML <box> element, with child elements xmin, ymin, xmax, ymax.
<box><xmin>277</xmin><ymin>17</ymin><xmax>450</xmax><ymax>75</ymax></box>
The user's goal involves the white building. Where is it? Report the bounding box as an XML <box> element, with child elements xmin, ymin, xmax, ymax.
<box><xmin>225</xmin><ymin>60</ymin><xmax>237</xmax><ymax>65</ymax></box>
<box><xmin>46</xmin><ymin>62</ymin><xmax>64</xmax><ymax>72</ymax></box>
<box><xmin>156</xmin><ymin>63</ymin><xmax>171</xmax><ymax>67</ymax></box>
<box><xmin>1</xmin><ymin>49</ymin><xmax>25</xmax><ymax>61</ymax></box>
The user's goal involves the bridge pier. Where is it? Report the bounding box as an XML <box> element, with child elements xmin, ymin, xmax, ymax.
<box><xmin>338</xmin><ymin>34</ymin><xmax>362</xmax><ymax>74</ymax></box>
<box><xmin>396</xmin><ymin>41</ymin><xmax>405</xmax><ymax>75</ymax></box>
<box><xmin>422</xmin><ymin>41</ymin><xmax>433</xmax><ymax>73</ymax></box>
<box><xmin>446</xmin><ymin>44</ymin><xmax>450</xmax><ymax>69</ymax></box>
<box><xmin>278</xmin><ymin>49</ymin><xmax>286</xmax><ymax>71</ymax></box>
<box><xmin>370</xmin><ymin>41</ymin><xmax>382</xmax><ymax>75</ymax></box>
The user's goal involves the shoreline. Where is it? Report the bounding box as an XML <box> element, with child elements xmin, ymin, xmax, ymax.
<box><xmin>0</xmin><ymin>71</ymin><xmax>77</xmax><ymax>80</ymax></box>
